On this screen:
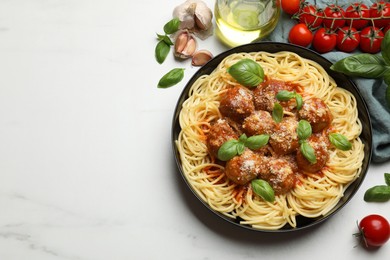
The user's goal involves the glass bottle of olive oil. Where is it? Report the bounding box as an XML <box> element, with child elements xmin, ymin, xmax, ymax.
<box><xmin>215</xmin><ymin>0</ymin><xmax>280</xmax><ymax>47</ymax></box>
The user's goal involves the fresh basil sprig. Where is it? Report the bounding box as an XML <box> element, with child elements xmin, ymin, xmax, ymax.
<box><xmin>272</xmin><ymin>103</ymin><xmax>284</xmax><ymax>123</ymax></box>
<box><xmin>251</xmin><ymin>179</ymin><xmax>275</xmax><ymax>202</ymax></box>
<box><xmin>364</xmin><ymin>173</ymin><xmax>390</xmax><ymax>202</ymax></box>
<box><xmin>276</xmin><ymin>90</ymin><xmax>303</xmax><ymax>110</ymax></box>
<box><xmin>158</xmin><ymin>68</ymin><xmax>185</xmax><ymax>88</ymax></box>
<box><xmin>217</xmin><ymin>134</ymin><xmax>269</xmax><ymax>161</ymax></box>
<box><xmin>329</xmin><ymin>133</ymin><xmax>352</xmax><ymax>151</ymax></box>
<box><xmin>227</xmin><ymin>59</ymin><xmax>264</xmax><ymax>87</ymax></box>
<box><xmin>155</xmin><ymin>18</ymin><xmax>181</xmax><ymax>64</ymax></box>
<box><xmin>297</xmin><ymin>120</ymin><xmax>317</xmax><ymax>164</ymax></box>
<box><xmin>330</xmin><ymin>30</ymin><xmax>390</xmax><ymax>107</ymax></box>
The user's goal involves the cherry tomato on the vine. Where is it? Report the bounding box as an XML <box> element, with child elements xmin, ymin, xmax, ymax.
<box><xmin>288</xmin><ymin>23</ymin><xmax>313</xmax><ymax>47</ymax></box>
<box><xmin>312</xmin><ymin>27</ymin><xmax>336</xmax><ymax>53</ymax></box>
<box><xmin>323</xmin><ymin>4</ymin><xmax>346</xmax><ymax>29</ymax></box>
<box><xmin>360</xmin><ymin>26</ymin><xmax>384</xmax><ymax>53</ymax></box>
<box><xmin>356</xmin><ymin>214</ymin><xmax>390</xmax><ymax>248</ymax></box>
<box><xmin>336</xmin><ymin>27</ymin><xmax>360</xmax><ymax>53</ymax></box>
<box><xmin>345</xmin><ymin>3</ymin><xmax>370</xmax><ymax>30</ymax></box>
<box><xmin>370</xmin><ymin>1</ymin><xmax>390</xmax><ymax>28</ymax></box>
<box><xmin>281</xmin><ymin>0</ymin><xmax>301</xmax><ymax>16</ymax></box>
<box><xmin>299</xmin><ymin>4</ymin><xmax>323</xmax><ymax>29</ymax></box>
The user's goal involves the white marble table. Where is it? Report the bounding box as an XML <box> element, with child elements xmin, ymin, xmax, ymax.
<box><xmin>0</xmin><ymin>0</ymin><xmax>389</xmax><ymax>259</ymax></box>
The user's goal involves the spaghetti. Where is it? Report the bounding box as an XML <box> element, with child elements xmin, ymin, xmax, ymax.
<box><xmin>176</xmin><ymin>51</ymin><xmax>364</xmax><ymax>230</ymax></box>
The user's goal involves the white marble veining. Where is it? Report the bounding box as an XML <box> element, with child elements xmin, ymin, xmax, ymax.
<box><xmin>0</xmin><ymin>0</ymin><xmax>389</xmax><ymax>259</ymax></box>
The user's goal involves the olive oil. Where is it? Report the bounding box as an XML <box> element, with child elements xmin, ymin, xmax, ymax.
<box><xmin>215</xmin><ymin>0</ymin><xmax>280</xmax><ymax>47</ymax></box>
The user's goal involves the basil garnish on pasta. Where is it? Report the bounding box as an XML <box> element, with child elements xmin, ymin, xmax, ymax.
<box><xmin>276</xmin><ymin>90</ymin><xmax>303</xmax><ymax>110</ymax></box>
<box><xmin>272</xmin><ymin>103</ymin><xmax>284</xmax><ymax>123</ymax></box>
<box><xmin>329</xmin><ymin>133</ymin><xmax>352</xmax><ymax>151</ymax></box>
<box><xmin>217</xmin><ymin>134</ymin><xmax>269</xmax><ymax>161</ymax></box>
<box><xmin>251</xmin><ymin>179</ymin><xmax>275</xmax><ymax>203</ymax></box>
<box><xmin>227</xmin><ymin>59</ymin><xmax>264</xmax><ymax>87</ymax></box>
<box><xmin>297</xmin><ymin>120</ymin><xmax>316</xmax><ymax>164</ymax></box>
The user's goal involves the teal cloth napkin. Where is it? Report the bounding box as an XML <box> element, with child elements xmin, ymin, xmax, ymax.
<box><xmin>266</xmin><ymin>0</ymin><xmax>390</xmax><ymax>163</ymax></box>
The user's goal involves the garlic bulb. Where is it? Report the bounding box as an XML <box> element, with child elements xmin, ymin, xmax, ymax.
<box><xmin>172</xmin><ymin>0</ymin><xmax>213</xmax><ymax>39</ymax></box>
<box><xmin>191</xmin><ymin>49</ymin><xmax>213</xmax><ymax>66</ymax></box>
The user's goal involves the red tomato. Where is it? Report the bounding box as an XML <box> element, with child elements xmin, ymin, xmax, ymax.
<box><xmin>360</xmin><ymin>26</ymin><xmax>384</xmax><ymax>53</ymax></box>
<box><xmin>336</xmin><ymin>27</ymin><xmax>360</xmax><ymax>52</ymax></box>
<box><xmin>281</xmin><ymin>0</ymin><xmax>301</xmax><ymax>16</ymax></box>
<box><xmin>312</xmin><ymin>27</ymin><xmax>336</xmax><ymax>53</ymax></box>
<box><xmin>323</xmin><ymin>4</ymin><xmax>346</xmax><ymax>29</ymax></box>
<box><xmin>345</xmin><ymin>3</ymin><xmax>370</xmax><ymax>30</ymax></box>
<box><xmin>299</xmin><ymin>4</ymin><xmax>324</xmax><ymax>29</ymax></box>
<box><xmin>357</xmin><ymin>214</ymin><xmax>390</xmax><ymax>248</ymax></box>
<box><xmin>370</xmin><ymin>1</ymin><xmax>390</xmax><ymax>28</ymax></box>
<box><xmin>288</xmin><ymin>23</ymin><xmax>313</xmax><ymax>47</ymax></box>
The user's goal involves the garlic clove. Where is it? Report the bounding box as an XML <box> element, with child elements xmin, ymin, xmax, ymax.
<box><xmin>174</xmin><ymin>30</ymin><xmax>197</xmax><ymax>59</ymax></box>
<box><xmin>191</xmin><ymin>49</ymin><xmax>213</xmax><ymax>66</ymax></box>
<box><xmin>194</xmin><ymin>1</ymin><xmax>213</xmax><ymax>31</ymax></box>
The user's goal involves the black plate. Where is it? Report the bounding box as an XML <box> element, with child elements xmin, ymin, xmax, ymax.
<box><xmin>171</xmin><ymin>42</ymin><xmax>372</xmax><ymax>232</ymax></box>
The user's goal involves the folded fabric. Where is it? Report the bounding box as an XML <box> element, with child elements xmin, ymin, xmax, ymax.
<box><xmin>266</xmin><ymin>0</ymin><xmax>390</xmax><ymax>163</ymax></box>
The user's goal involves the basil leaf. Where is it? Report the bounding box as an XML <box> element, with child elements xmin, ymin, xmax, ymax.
<box><xmin>295</xmin><ymin>94</ymin><xmax>303</xmax><ymax>110</ymax></box>
<box><xmin>364</xmin><ymin>185</ymin><xmax>390</xmax><ymax>202</ymax></box>
<box><xmin>245</xmin><ymin>134</ymin><xmax>269</xmax><ymax>150</ymax></box>
<box><xmin>227</xmin><ymin>59</ymin><xmax>264</xmax><ymax>87</ymax></box>
<box><xmin>329</xmin><ymin>133</ymin><xmax>352</xmax><ymax>151</ymax></box>
<box><xmin>385</xmin><ymin>173</ymin><xmax>390</xmax><ymax>186</ymax></box>
<box><xmin>251</xmin><ymin>179</ymin><xmax>275</xmax><ymax>202</ymax></box>
<box><xmin>155</xmin><ymin>40</ymin><xmax>170</xmax><ymax>64</ymax></box>
<box><xmin>217</xmin><ymin>139</ymin><xmax>239</xmax><ymax>161</ymax></box>
<box><xmin>163</xmin><ymin>18</ymin><xmax>181</xmax><ymax>35</ymax></box>
<box><xmin>381</xmin><ymin>30</ymin><xmax>390</xmax><ymax>65</ymax></box>
<box><xmin>300</xmin><ymin>141</ymin><xmax>317</xmax><ymax>164</ymax></box>
<box><xmin>276</xmin><ymin>90</ymin><xmax>295</xmax><ymax>101</ymax></box>
<box><xmin>272</xmin><ymin>103</ymin><xmax>283</xmax><ymax>123</ymax></box>
<box><xmin>297</xmin><ymin>120</ymin><xmax>312</xmax><ymax>140</ymax></box>
<box><xmin>330</xmin><ymin>54</ymin><xmax>388</xmax><ymax>79</ymax></box>
<box><xmin>158</xmin><ymin>68</ymin><xmax>185</xmax><ymax>88</ymax></box>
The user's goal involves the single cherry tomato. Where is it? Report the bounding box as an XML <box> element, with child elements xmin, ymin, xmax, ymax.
<box><xmin>336</xmin><ymin>27</ymin><xmax>360</xmax><ymax>52</ymax></box>
<box><xmin>299</xmin><ymin>4</ymin><xmax>324</xmax><ymax>29</ymax></box>
<box><xmin>288</xmin><ymin>23</ymin><xmax>313</xmax><ymax>47</ymax></box>
<box><xmin>370</xmin><ymin>1</ymin><xmax>390</xmax><ymax>28</ymax></box>
<box><xmin>323</xmin><ymin>4</ymin><xmax>346</xmax><ymax>29</ymax></box>
<box><xmin>356</xmin><ymin>214</ymin><xmax>390</xmax><ymax>248</ymax></box>
<box><xmin>360</xmin><ymin>26</ymin><xmax>384</xmax><ymax>53</ymax></box>
<box><xmin>345</xmin><ymin>3</ymin><xmax>370</xmax><ymax>30</ymax></box>
<box><xmin>281</xmin><ymin>0</ymin><xmax>301</xmax><ymax>16</ymax></box>
<box><xmin>312</xmin><ymin>27</ymin><xmax>336</xmax><ymax>53</ymax></box>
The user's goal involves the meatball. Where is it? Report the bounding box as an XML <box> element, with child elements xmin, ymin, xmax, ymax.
<box><xmin>269</xmin><ymin>116</ymin><xmax>299</xmax><ymax>155</ymax></box>
<box><xmin>242</xmin><ymin>110</ymin><xmax>275</xmax><ymax>136</ymax></box>
<box><xmin>207</xmin><ymin>119</ymin><xmax>238</xmax><ymax>158</ymax></box>
<box><xmin>225</xmin><ymin>149</ymin><xmax>269</xmax><ymax>185</ymax></box>
<box><xmin>266</xmin><ymin>158</ymin><xmax>297</xmax><ymax>195</ymax></box>
<box><xmin>297</xmin><ymin>133</ymin><xmax>330</xmax><ymax>173</ymax></box>
<box><xmin>219</xmin><ymin>85</ymin><xmax>255</xmax><ymax>122</ymax></box>
<box><xmin>298</xmin><ymin>97</ymin><xmax>333</xmax><ymax>133</ymax></box>
<box><xmin>253</xmin><ymin>79</ymin><xmax>295</xmax><ymax>112</ymax></box>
